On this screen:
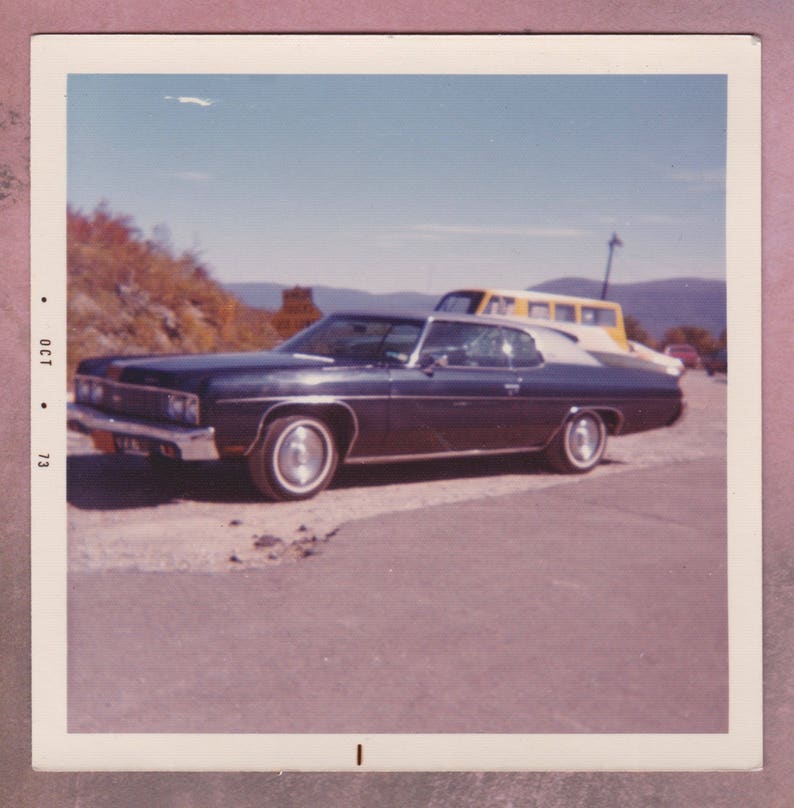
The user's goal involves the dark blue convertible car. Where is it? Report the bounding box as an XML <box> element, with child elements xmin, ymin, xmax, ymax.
<box><xmin>68</xmin><ymin>311</ymin><xmax>685</xmax><ymax>500</ymax></box>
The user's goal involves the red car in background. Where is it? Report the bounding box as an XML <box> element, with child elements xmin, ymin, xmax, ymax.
<box><xmin>702</xmin><ymin>347</ymin><xmax>728</xmax><ymax>376</ymax></box>
<box><xmin>663</xmin><ymin>343</ymin><xmax>700</xmax><ymax>369</ymax></box>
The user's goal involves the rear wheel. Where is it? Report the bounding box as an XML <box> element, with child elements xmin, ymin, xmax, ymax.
<box><xmin>248</xmin><ymin>415</ymin><xmax>339</xmax><ymax>501</ymax></box>
<box><xmin>544</xmin><ymin>410</ymin><xmax>607</xmax><ymax>474</ymax></box>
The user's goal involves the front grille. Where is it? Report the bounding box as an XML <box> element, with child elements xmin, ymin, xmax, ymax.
<box><xmin>75</xmin><ymin>375</ymin><xmax>197</xmax><ymax>424</ymax></box>
<box><xmin>104</xmin><ymin>381</ymin><xmax>169</xmax><ymax>419</ymax></box>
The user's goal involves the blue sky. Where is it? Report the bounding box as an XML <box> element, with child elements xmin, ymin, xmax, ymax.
<box><xmin>68</xmin><ymin>74</ymin><xmax>726</xmax><ymax>294</ymax></box>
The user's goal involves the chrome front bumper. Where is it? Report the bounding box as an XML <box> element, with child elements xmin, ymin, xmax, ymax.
<box><xmin>67</xmin><ymin>402</ymin><xmax>220</xmax><ymax>461</ymax></box>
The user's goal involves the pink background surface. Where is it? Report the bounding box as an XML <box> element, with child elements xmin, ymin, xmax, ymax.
<box><xmin>3</xmin><ymin>3</ymin><xmax>792</xmax><ymax>805</ymax></box>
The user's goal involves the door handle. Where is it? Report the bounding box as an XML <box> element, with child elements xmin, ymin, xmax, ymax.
<box><xmin>504</xmin><ymin>383</ymin><xmax>520</xmax><ymax>395</ymax></box>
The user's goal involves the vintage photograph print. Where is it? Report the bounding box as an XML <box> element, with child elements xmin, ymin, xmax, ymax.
<box><xmin>31</xmin><ymin>35</ymin><xmax>761</xmax><ymax>770</ymax></box>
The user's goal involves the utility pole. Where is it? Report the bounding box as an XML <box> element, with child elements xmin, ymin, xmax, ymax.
<box><xmin>601</xmin><ymin>232</ymin><xmax>623</xmax><ymax>300</ymax></box>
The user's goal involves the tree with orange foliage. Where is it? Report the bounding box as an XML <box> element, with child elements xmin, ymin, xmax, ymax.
<box><xmin>67</xmin><ymin>204</ymin><xmax>280</xmax><ymax>380</ymax></box>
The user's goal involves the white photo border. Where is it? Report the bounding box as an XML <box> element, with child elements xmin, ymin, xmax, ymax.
<box><xmin>31</xmin><ymin>34</ymin><xmax>761</xmax><ymax>771</ymax></box>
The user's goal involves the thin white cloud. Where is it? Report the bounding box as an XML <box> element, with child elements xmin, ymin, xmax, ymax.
<box><xmin>641</xmin><ymin>214</ymin><xmax>679</xmax><ymax>224</ymax></box>
<box><xmin>376</xmin><ymin>232</ymin><xmax>444</xmax><ymax>249</ymax></box>
<box><xmin>174</xmin><ymin>171</ymin><xmax>211</xmax><ymax>181</ymax></box>
<box><xmin>670</xmin><ymin>168</ymin><xmax>724</xmax><ymax>185</ymax></box>
<box><xmin>376</xmin><ymin>223</ymin><xmax>590</xmax><ymax>249</ymax></box>
<box><xmin>412</xmin><ymin>224</ymin><xmax>589</xmax><ymax>238</ymax></box>
<box><xmin>594</xmin><ymin>214</ymin><xmax>681</xmax><ymax>227</ymax></box>
<box><xmin>164</xmin><ymin>95</ymin><xmax>215</xmax><ymax>107</ymax></box>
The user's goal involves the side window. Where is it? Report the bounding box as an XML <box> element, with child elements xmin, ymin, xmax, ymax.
<box><xmin>435</xmin><ymin>291</ymin><xmax>483</xmax><ymax>314</ymax></box>
<box><xmin>503</xmin><ymin>328</ymin><xmax>542</xmax><ymax>368</ymax></box>
<box><xmin>528</xmin><ymin>302</ymin><xmax>550</xmax><ymax>319</ymax></box>
<box><xmin>581</xmin><ymin>306</ymin><xmax>617</xmax><ymax>327</ymax></box>
<box><xmin>598</xmin><ymin>308</ymin><xmax>618</xmax><ymax>327</ymax></box>
<box><xmin>554</xmin><ymin>304</ymin><xmax>576</xmax><ymax>323</ymax></box>
<box><xmin>380</xmin><ymin>323</ymin><xmax>423</xmax><ymax>363</ymax></box>
<box><xmin>421</xmin><ymin>322</ymin><xmax>510</xmax><ymax>368</ymax></box>
<box><xmin>483</xmin><ymin>295</ymin><xmax>516</xmax><ymax>316</ymax></box>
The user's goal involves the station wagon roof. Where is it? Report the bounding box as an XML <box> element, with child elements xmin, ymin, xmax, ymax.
<box><xmin>321</xmin><ymin>308</ymin><xmax>597</xmax><ymax>335</ymax></box>
<box><xmin>443</xmin><ymin>287</ymin><xmax>623</xmax><ymax>307</ymax></box>
<box><xmin>324</xmin><ymin>309</ymin><xmax>541</xmax><ymax>328</ymax></box>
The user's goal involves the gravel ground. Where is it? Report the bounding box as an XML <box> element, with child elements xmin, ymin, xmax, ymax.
<box><xmin>67</xmin><ymin>371</ymin><xmax>726</xmax><ymax>573</ymax></box>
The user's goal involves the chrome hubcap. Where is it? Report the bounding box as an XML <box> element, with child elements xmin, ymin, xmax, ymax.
<box><xmin>277</xmin><ymin>425</ymin><xmax>327</xmax><ymax>487</ymax></box>
<box><xmin>569</xmin><ymin>415</ymin><xmax>600</xmax><ymax>463</ymax></box>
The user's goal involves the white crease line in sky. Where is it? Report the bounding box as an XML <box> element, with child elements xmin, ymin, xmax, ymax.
<box><xmin>164</xmin><ymin>96</ymin><xmax>215</xmax><ymax>107</ymax></box>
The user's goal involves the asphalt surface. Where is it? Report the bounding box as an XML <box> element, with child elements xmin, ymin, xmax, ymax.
<box><xmin>68</xmin><ymin>456</ymin><xmax>727</xmax><ymax>735</ymax></box>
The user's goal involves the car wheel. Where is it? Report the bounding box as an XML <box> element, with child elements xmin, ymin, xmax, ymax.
<box><xmin>248</xmin><ymin>415</ymin><xmax>339</xmax><ymax>501</ymax></box>
<box><xmin>544</xmin><ymin>410</ymin><xmax>607</xmax><ymax>474</ymax></box>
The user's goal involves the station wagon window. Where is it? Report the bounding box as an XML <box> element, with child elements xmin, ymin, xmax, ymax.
<box><xmin>554</xmin><ymin>303</ymin><xmax>576</xmax><ymax>323</ymax></box>
<box><xmin>528</xmin><ymin>302</ymin><xmax>550</xmax><ymax>319</ymax></box>
<box><xmin>483</xmin><ymin>295</ymin><xmax>516</xmax><ymax>316</ymax></box>
<box><xmin>421</xmin><ymin>321</ymin><xmax>510</xmax><ymax>368</ymax></box>
<box><xmin>503</xmin><ymin>328</ymin><xmax>542</xmax><ymax>368</ymax></box>
<box><xmin>434</xmin><ymin>290</ymin><xmax>484</xmax><ymax>314</ymax></box>
<box><xmin>581</xmin><ymin>306</ymin><xmax>617</xmax><ymax>327</ymax></box>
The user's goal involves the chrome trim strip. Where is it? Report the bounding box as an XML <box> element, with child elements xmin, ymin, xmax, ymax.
<box><xmin>221</xmin><ymin>393</ymin><xmax>527</xmax><ymax>405</ymax></box>
<box><xmin>216</xmin><ymin>394</ymin><xmax>386</xmax><ymax>405</ymax></box>
<box><xmin>290</xmin><ymin>353</ymin><xmax>335</xmax><ymax>364</ymax></box>
<box><xmin>67</xmin><ymin>402</ymin><xmax>220</xmax><ymax>461</ymax></box>
<box><xmin>584</xmin><ymin>405</ymin><xmax>625</xmax><ymax>435</ymax></box>
<box><xmin>406</xmin><ymin>319</ymin><xmax>434</xmax><ymax>367</ymax></box>
<box><xmin>345</xmin><ymin>444</ymin><xmax>546</xmax><ymax>465</ymax></box>
<box><xmin>244</xmin><ymin>397</ymin><xmax>361</xmax><ymax>459</ymax></box>
<box><xmin>390</xmin><ymin>394</ymin><xmax>530</xmax><ymax>401</ymax></box>
<box><xmin>406</xmin><ymin>363</ymin><xmax>519</xmax><ymax>373</ymax></box>
<box><xmin>217</xmin><ymin>392</ymin><xmax>655</xmax><ymax>406</ymax></box>
<box><xmin>539</xmin><ymin>405</ymin><xmax>626</xmax><ymax>450</ymax></box>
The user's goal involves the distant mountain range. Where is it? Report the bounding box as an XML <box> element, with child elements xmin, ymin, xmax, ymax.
<box><xmin>225</xmin><ymin>276</ymin><xmax>726</xmax><ymax>341</ymax></box>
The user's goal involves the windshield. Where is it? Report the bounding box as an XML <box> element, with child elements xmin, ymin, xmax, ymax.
<box><xmin>275</xmin><ymin>315</ymin><xmax>425</xmax><ymax>363</ymax></box>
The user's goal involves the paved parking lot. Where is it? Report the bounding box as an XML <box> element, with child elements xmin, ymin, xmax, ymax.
<box><xmin>67</xmin><ymin>372</ymin><xmax>727</xmax><ymax>734</ymax></box>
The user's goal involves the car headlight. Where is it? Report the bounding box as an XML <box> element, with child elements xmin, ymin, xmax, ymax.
<box><xmin>76</xmin><ymin>378</ymin><xmax>92</xmax><ymax>402</ymax></box>
<box><xmin>75</xmin><ymin>376</ymin><xmax>104</xmax><ymax>404</ymax></box>
<box><xmin>184</xmin><ymin>398</ymin><xmax>200</xmax><ymax>425</ymax></box>
<box><xmin>167</xmin><ymin>394</ymin><xmax>186</xmax><ymax>420</ymax></box>
<box><xmin>166</xmin><ymin>393</ymin><xmax>199</xmax><ymax>424</ymax></box>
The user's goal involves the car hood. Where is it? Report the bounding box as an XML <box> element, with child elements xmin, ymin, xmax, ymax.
<box><xmin>78</xmin><ymin>350</ymin><xmax>333</xmax><ymax>390</ymax></box>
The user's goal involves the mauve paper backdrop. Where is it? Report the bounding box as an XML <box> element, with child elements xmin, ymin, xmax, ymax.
<box><xmin>3</xmin><ymin>2</ymin><xmax>792</xmax><ymax>806</ymax></box>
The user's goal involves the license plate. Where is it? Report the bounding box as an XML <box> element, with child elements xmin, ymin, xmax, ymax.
<box><xmin>91</xmin><ymin>430</ymin><xmax>117</xmax><ymax>453</ymax></box>
<box><xmin>114</xmin><ymin>435</ymin><xmax>150</xmax><ymax>455</ymax></box>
